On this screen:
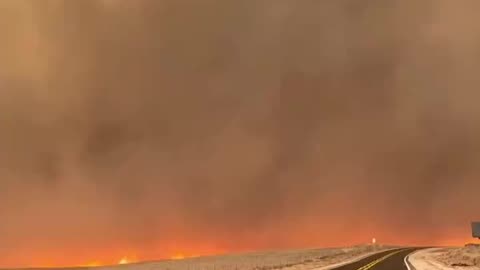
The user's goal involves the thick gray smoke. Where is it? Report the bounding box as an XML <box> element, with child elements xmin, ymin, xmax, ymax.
<box><xmin>1</xmin><ymin>0</ymin><xmax>480</xmax><ymax>267</ymax></box>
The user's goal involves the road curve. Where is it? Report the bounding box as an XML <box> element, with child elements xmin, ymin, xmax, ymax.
<box><xmin>331</xmin><ymin>248</ymin><xmax>420</xmax><ymax>270</ymax></box>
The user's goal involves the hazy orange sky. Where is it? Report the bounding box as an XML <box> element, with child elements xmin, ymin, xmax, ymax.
<box><xmin>1</xmin><ymin>0</ymin><xmax>480</xmax><ymax>268</ymax></box>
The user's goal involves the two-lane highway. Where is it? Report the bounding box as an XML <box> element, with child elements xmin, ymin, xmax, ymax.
<box><xmin>332</xmin><ymin>248</ymin><xmax>420</xmax><ymax>270</ymax></box>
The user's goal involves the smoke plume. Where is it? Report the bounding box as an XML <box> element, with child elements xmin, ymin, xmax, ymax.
<box><xmin>1</xmin><ymin>0</ymin><xmax>480</xmax><ymax>267</ymax></box>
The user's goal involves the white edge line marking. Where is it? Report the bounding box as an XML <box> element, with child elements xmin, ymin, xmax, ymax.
<box><xmin>316</xmin><ymin>248</ymin><xmax>400</xmax><ymax>270</ymax></box>
<box><xmin>404</xmin><ymin>249</ymin><xmax>420</xmax><ymax>270</ymax></box>
<box><xmin>404</xmin><ymin>254</ymin><xmax>412</xmax><ymax>270</ymax></box>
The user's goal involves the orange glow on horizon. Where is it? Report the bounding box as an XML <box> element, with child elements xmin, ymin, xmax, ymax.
<box><xmin>171</xmin><ymin>253</ymin><xmax>202</xmax><ymax>260</ymax></box>
<box><xmin>2</xmin><ymin>235</ymin><xmax>477</xmax><ymax>269</ymax></box>
<box><xmin>171</xmin><ymin>254</ymin><xmax>185</xmax><ymax>260</ymax></box>
<box><xmin>81</xmin><ymin>261</ymin><xmax>102</xmax><ymax>267</ymax></box>
<box><xmin>118</xmin><ymin>256</ymin><xmax>137</xmax><ymax>265</ymax></box>
<box><xmin>1</xmin><ymin>245</ymin><xmax>227</xmax><ymax>269</ymax></box>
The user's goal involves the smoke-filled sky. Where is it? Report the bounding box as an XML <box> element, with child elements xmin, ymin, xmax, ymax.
<box><xmin>1</xmin><ymin>0</ymin><xmax>480</xmax><ymax>267</ymax></box>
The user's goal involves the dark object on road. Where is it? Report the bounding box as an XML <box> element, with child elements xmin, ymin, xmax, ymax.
<box><xmin>472</xmin><ymin>222</ymin><xmax>480</xmax><ymax>239</ymax></box>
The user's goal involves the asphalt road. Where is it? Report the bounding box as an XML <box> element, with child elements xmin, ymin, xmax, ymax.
<box><xmin>332</xmin><ymin>248</ymin><xmax>420</xmax><ymax>270</ymax></box>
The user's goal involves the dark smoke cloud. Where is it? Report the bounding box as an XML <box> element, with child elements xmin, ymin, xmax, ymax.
<box><xmin>1</xmin><ymin>0</ymin><xmax>480</xmax><ymax>267</ymax></box>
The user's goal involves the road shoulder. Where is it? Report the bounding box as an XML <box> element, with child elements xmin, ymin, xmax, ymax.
<box><xmin>407</xmin><ymin>248</ymin><xmax>477</xmax><ymax>270</ymax></box>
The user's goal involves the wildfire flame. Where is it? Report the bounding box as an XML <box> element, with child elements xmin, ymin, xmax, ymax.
<box><xmin>118</xmin><ymin>257</ymin><xmax>131</xmax><ymax>265</ymax></box>
<box><xmin>170</xmin><ymin>253</ymin><xmax>201</xmax><ymax>260</ymax></box>
<box><xmin>171</xmin><ymin>254</ymin><xmax>185</xmax><ymax>260</ymax></box>
<box><xmin>82</xmin><ymin>262</ymin><xmax>101</xmax><ymax>267</ymax></box>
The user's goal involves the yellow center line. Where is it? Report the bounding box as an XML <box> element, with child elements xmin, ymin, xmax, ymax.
<box><xmin>356</xmin><ymin>249</ymin><xmax>408</xmax><ymax>270</ymax></box>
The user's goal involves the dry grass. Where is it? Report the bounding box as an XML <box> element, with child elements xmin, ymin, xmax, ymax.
<box><xmin>95</xmin><ymin>244</ymin><xmax>390</xmax><ymax>270</ymax></box>
<box><xmin>435</xmin><ymin>245</ymin><xmax>480</xmax><ymax>268</ymax></box>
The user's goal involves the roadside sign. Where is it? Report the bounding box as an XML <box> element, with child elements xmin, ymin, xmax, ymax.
<box><xmin>472</xmin><ymin>222</ymin><xmax>480</xmax><ymax>238</ymax></box>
